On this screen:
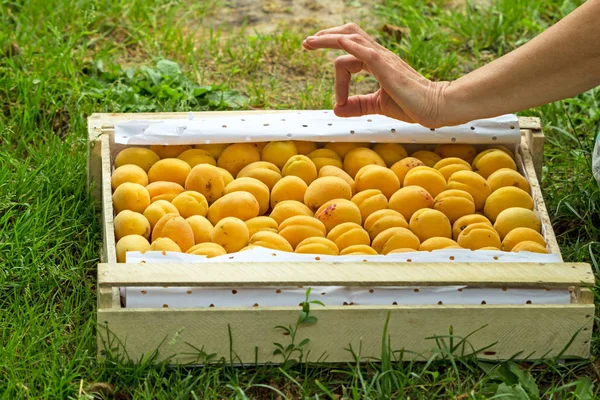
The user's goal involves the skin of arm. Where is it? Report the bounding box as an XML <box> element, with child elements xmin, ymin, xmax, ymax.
<box><xmin>302</xmin><ymin>0</ymin><xmax>600</xmax><ymax>128</ymax></box>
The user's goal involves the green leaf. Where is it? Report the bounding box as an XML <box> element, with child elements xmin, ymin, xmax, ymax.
<box><xmin>193</xmin><ymin>86</ymin><xmax>213</xmax><ymax>97</ymax></box>
<box><xmin>508</xmin><ymin>363</ymin><xmax>539</xmax><ymax>398</ymax></box>
<box><xmin>298</xmin><ymin>338</ymin><xmax>310</xmax><ymax>348</ymax></box>
<box><xmin>140</xmin><ymin>66</ymin><xmax>161</xmax><ymax>86</ymax></box>
<box><xmin>298</xmin><ymin>310</ymin><xmax>308</xmax><ymax>322</ymax></box>
<box><xmin>309</xmin><ymin>300</ymin><xmax>325</xmax><ymax>307</ymax></box>
<box><xmin>495</xmin><ymin>383</ymin><xmax>530</xmax><ymax>400</ymax></box>
<box><xmin>156</xmin><ymin>59</ymin><xmax>182</xmax><ymax>77</ymax></box>
<box><xmin>573</xmin><ymin>377</ymin><xmax>594</xmax><ymax>400</ymax></box>
<box><xmin>303</xmin><ymin>316</ymin><xmax>318</xmax><ymax>324</ymax></box>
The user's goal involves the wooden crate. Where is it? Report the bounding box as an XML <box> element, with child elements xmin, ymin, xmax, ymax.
<box><xmin>88</xmin><ymin>112</ymin><xmax>595</xmax><ymax>364</ymax></box>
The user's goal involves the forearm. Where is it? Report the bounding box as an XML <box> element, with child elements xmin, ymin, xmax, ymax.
<box><xmin>442</xmin><ymin>0</ymin><xmax>600</xmax><ymax>126</ymax></box>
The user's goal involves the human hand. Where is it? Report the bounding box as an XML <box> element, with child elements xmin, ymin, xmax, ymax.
<box><xmin>302</xmin><ymin>23</ymin><xmax>452</xmax><ymax>128</ymax></box>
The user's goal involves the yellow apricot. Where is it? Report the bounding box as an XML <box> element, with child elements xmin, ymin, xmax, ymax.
<box><xmin>433</xmin><ymin>144</ymin><xmax>477</xmax><ymax>163</ymax></box>
<box><xmin>325</xmin><ymin>142</ymin><xmax>368</xmax><ymax>158</ymax></box>
<box><xmin>511</xmin><ymin>241</ymin><xmax>548</xmax><ymax>254</ymax></box>
<box><xmin>493</xmin><ymin>207</ymin><xmax>541</xmax><ymax>240</ymax></box>
<box><xmin>472</xmin><ymin>149</ymin><xmax>517</xmax><ymax>179</ymax></box>
<box><xmin>248</xmin><ymin>231</ymin><xmax>293</xmax><ymax>252</ymax></box>
<box><xmin>318</xmin><ymin>165</ymin><xmax>355</xmax><ymax>194</ymax></box>
<box><xmin>295</xmin><ymin>237</ymin><xmax>339</xmax><ymax>255</ymax></box>
<box><xmin>177</xmin><ymin>149</ymin><xmax>216</xmax><ymax>167</ymax></box>
<box><xmin>390</xmin><ymin>157</ymin><xmax>425</xmax><ymax>185</ymax></box>
<box><xmin>372</xmin><ymin>227</ymin><xmax>420</xmax><ymax>254</ymax></box>
<box><xmin>171</xmin><ymin>191</ymin><xmax>208</xmax><ymax>218</ymax></box>
<box><xmin>225</xmin><ymin>177</ymin><xmax>270</xmax><ymax>215</ymax></box>
<box><xmin>315</xmin><ymin>199</ymin><xmax>362</xmax><ymax>232</ymax></box>
<box><xmin>404</xmin><ymin>166</ymin><xmax>447</xmax><ymax>198</ymax></box>
<box><xmin>502</xmin><ymin>228</ymin><xmax>546</xmax><ymax>251</ymax></box>
<box><xmin>355</xmin><ymin>165</ymin><xmax>400</xmax><ymax>199</ymax></box>
<box><xmin>146</xmin><ymin>181</ymin><xmax>184</xmax><ymax>203</ymax></box>
<box><xmin>409</xmin><ymin>209</ymin><xmax>452</xmax><ymax>242</ymax></box>
<box><xmin>184</xmin><ymin>164</ymin><xmax>226</xmax><ymax>204</ymax></box>
<box><xmin>186</xmin><ymin>215</ymin><xmax>213</xmax><ymax>244</ymax></box>
<box><xmin>340</xmin><ymin>245</ymin><xmax>378</xmax><ymax>255</ymax></box>
<box><xmin>262</xmin><ymin>141</ymin><xmax>298</xmax><ymax>169</ymax></box>
<box><xmin>372</xmin><ymin>143</ymin><xmax>408</xmax><ymax>167</ymax></box>
<box><xmin>343</xmin><ymin>147</ymin><xmax>386</xmax><ymax>178</ymax></box>
<box><xmin>207</xmin><ymin>191</ymin><xmax>260</xmax><ymax>224</ymax></box>
<box><xmin>194</xmin><ymin>143</ymin><xmax>229</xmax><ymax>159</ymax></box>
<box><xmin>447</xmin><ymin>171</ymin><xmax>492</xmax><ymax>210</ymax></box>
<box><xmin>327</xmin><ymin>222</ymin><xmax>370</xmax><ymax>251</ymax></box>
<box><xmin>212</xmin><ymin>217</ymin><xmax>249</xmax><ymax>253</ymax></box>
<box><xmin>483</xmin><ymin>187</ymin><xmax>534</xmax><ymax>222</ymax></box>
<box><xmin>111</xmin><ymin>164</ymin><xmax>148</xmax><ymax>190</ymax></box>
<box><xmin>148</xmin><ymin>158</ymin><xmax>191</xmax><ymax>187</ymax></box>
<box><xmin>387</xmin><ymin>248</ymin><xmax>417</xmax><ymax>254</ymax></box>
<box><xmin>419</xmin><ymin>237</ymin><xmax>460</xmax><ymax>251</ymax></box>
<box><xmin>487</xmin><ymin>168</ymin><xmax>531</xmax><ymax>193</ymax></box>
<box><xmin>456</xmin><ymin>224</ymin><xmax>501</xmax><ymax>250</ymax></box>
<box><xmin>282</xmin><ymin>155</ymin><xmax>317</xmax><ymax>185</ymax></box>
<box><xmin>388</xmin><ymin>186</ymin><xmax>434</xmax><ymax>220</ymax></box>
<box><xmin>186</xmin><ymin>242</ymin><xmax>227</xmax><ymax>258</ymax></box>
<box><xmin>411</xmin><ymin>150</ymin><xmax>441</xmax><ymax>167</ymax></box>
<box><xmin>217</xmin><ymin>143</ymin><xmax>261</xmax><ymax>176</ymax></box>
<box><xmin>116</xmin><ymin>234</ymin><xmax>150</xmax><ymax>263</ymax></box>
<box><xmin>364</xmin><ymin>209</ymin><xmax>408</xmax><ymax>241</ymax></box>
<box><xmin>269</xmin><ymin>200</ymin><xmax>313</xmax><ymax>225</ymax></box>
<box><xmin>152</xmin><ymin>214</ymin><xmax>195</xmax><ymax>252</ymax></box>
<box><xmin>218</xmin><ymin>168</ymin><xmax>234</xmax><ymax>186</ymax></box>
<box><xmin>351</xmin><ymin>189</ymin><xmax>388</xmax><ymax>221</ymax></box>
<box><xmin>150</xmin><ymin>145</ymin><xmax>192</xmax><ymax>159</ymax></box>
<box><xmin>433</xmin><ymin>189</ymin><xmax>476</xmax><ymax>223</ymax></box>
<box><xmin>245</xmin><ymin>216</ymin><xmax>279</xmax><ymax>237</ymax></box>
<box><xmin>279</xmin><ymin>217</ymin><xmax>326</xmax><ymax>249</ymax></box>
<box><xmin>270</xmin><ymin>176</ymin><xmax>308</xmax><ymax>208</ymax></box>
<box><xmin>452</xmin><ymin>214</ymin><xmax>492</xmax><ymax>240</ymax></box>
<box><xmin>114</xmin><ymin>147</ymin><xmax>160</xmax><ymax>172</ymax></box>
<box><xmin>293</xmin><ymin>141</ymin><xmax>318</xmax><ymax>155</ymax></box>
<box><xmin>304</xmin><ymin>177</ymin><xmax>353</xmax><ymax>211</ymax></box>
<box><xmin>143</xmin><ymin>200</ymin><xmax>180</xmax><ymax>229</ymax></box>
<box><xmin>279</xmin><ymin>215</ymin><xmax>326</xmax><ymax>235</ymax></box>
<box><xmin>149</xmin><ymin>237</ymin><xmax>181</xmax><ymax>253</ymax></box>
<box><xmin>114</xmin><ymin>210</ymin><xmax>151</xmax><ymax>241</ymax></box>
<box><xmin>112</xmin><ymin>182</ymin><xmax>150</xmax><ymax>214</ymax></box>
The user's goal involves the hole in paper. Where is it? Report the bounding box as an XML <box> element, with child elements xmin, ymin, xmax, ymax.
<box><xmin>502</xmin><ymin>287</ymin><xmax>507</xmax><ymax>291</ymax></box>
<box><xmin>438</xmin><ymin>301</ymin><xmax>443</xmax><ymax>305</ymax></box>
<box><xmin>481</xmin><ymin>300</ymin><xmax>487</xmax><ymax>305</ymax></box>
<box><xmin>470</xmin><ymin>126</ymin><xmax>475</xmax><ymax>130</ymax></box>
<box><xmin>241</xmin><ymin>119</ymin><xmax>246</xmax><ymax>121</ymax></box>
<box><xmin>222</xmin><ymin>125</ymin><xmax>227</xmax><ymax>128</ymax></box>
<box><xmin>229</xmin><ymin>256</ymin><xmax>234</xmax><ymax>259</ymax></box>
<box><xmin>362</xmin><ymin>259</ymin><xmax>368</xmax><ymax>262</ymax></box>
<box><xmin>205</xmin><ymin>139</ymin><xmax>211</xmax><ymax>144</ymax></box>
<box><xmin>492</xmin><ymin>136</ymin><xmax>498</xmax><ymax>141</ymax></box>
<box><xmin>343</xmin><ymin>302</ymin><xmax>349</xmax><ymax>306</ymax></box>
<box><xmin>451</xmin><ymin>137</ymin><xmax>456</xmax><ymax>142</ymax></box>
<box><xmin>392</xmin><ymin>301</ymin><xmax>398</xmax><ymax>305</ymax></box>
<box><xmin>315</xmin><ymin>256</ymin><xmax>321</xmax><ymax>261</ymax></box>
<box><xmin>526</xmin><ymin>300</ymin><xmax>532</xmax><ymax>304</ymax></box>
<box><xmin>281</xmin><ymin>119</ymin><xmax>286</xmax><ymax>121</ymax></box>
<box><xmin>245</xmin><ymin>136</ymin><xmax>251</xmax><ymax>142</ymax></box>
<box><xmin>209</xmin><ymin>304</ymin><xmax>214</xmax><ymax>307</ymax></box>
<box><xmin>430</xmin><ymin>128</ymin><xmax>435</xmax><ymax>131</ymax></box>
<box><xmin>458</xmin><ymin>288</ymin><xmax>463</xmax><ymax>292</ymax></box>
<box><xmin>253</xmin><ymin>303</ymin><xmax>259</xmax><ymax>307</ymax></box>
<box><xmin>271</xmin><ymin>253</ymin><xmax>277</xmax><ymax>257</ymax></box>
<box><xmin>449</xmin><ymin>256</ymin><xmax>455</xmax><ymax>261</ymax></box>
<box><xmin>493</xmin><ymin>256</ymin><xmax>499</xmax><ymax>260</ymax></box>
<box><xmin>321</xmin><ymin>292</ymin><xmax>326</xmax><ymax>295</ymax></box>
<box><xmin>406</xmin><ymin>259</ymin><xmax>412</xmax><ymax>262</ymax></box>
<box><xmin>328</xmin><ymin>123</ymin><xmax>333</xmax><ymax>126</ymax></box>
<box><xmin>391</xmin><ymin>128</ymin><xmax>396</xmax><ymax>133</ymax></box>
<box><xmin>232</xmin><ymin>290</ymin><xmax>237</xmax><ymax>294</ymax></box>
<box><xmin>413</xmin><ymin>288</ymin><xmax>419</xmax><ymax>293</ymax></box>
<box><xmin>350</xmin><ymin>130</ymin><xmax>355</xmax><ymax>134</ymax></box>
<box><xmin>302</xmin><ymin>124</ymin><xmax>308</xmax><ymax>128</ymax></box>
<box><xmin>369</xmin><ymin>289</ymin><xmax>374</xmax><ymax>293</ymax></box>
<box><xmin>367</xmin><ymin>119</ymin><xmax>372</xmax><ymax>122</ymax></box>
<box><xmin>510</xmin><ymin>125</ymin><xmax>515</xmax><ymax>129</ymax></box>
<box><xmin>276</xmin><ymin>289</ymin><xmax>281</xmax><ymax>294</ymax></box>
<box><xmin>263</xmin><ymin>123</ymin><xmax>269</xmax><ymax>126</ymax></box>
<box><xmin>287</xmin><ymin>133</ymin><xmax>292</xmax><ymax>138</ymax></box>
<box><xmin>141</xmin><ymin>290</ymin><xmax>147</xmax><ymax>294</ymax></box>
<box><xmin>162</xmin><ymin>304</ymin><xmax>169</xmax><ymax>308</ymax></box>
<box><xmin>186</xmin><ymin>290</ymin><xmax>192</xmax><ymax>295</ymax></box>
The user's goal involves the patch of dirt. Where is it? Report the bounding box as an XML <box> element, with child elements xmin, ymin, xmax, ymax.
<box><xmin>205</xmin><ymin>0</ymin><xmax>375</xmax><ymax>34</ymax></box>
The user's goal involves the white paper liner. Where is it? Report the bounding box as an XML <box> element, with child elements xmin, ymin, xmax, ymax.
<box><xmin>114</xmin><ymin>111</ymin><xmax>520</xmax><ymax>145</ymax></box>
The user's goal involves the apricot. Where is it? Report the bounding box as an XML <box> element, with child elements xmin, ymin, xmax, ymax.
<box><xmin>149</xmin><ymin>237</ymin><xmax>181</xmax><ymax>253</ymax></box>
<box><xmin>114</xmin><ymin>147</ymin><xmax>160</xmax><ymax>172</ymax></box>
<box><xmin>487</xmin><ymin>168</ymin><xmax>531</xmax><ymax>193</ymax></box>
<box><xmin>433</xmin><ymin>144</ymin><xmax>477</xmax><ymax>163</ymax></box>
<box><xmin>248</xmin><ymin>231</ymin><xmax>293</xmax><ymax>252</ymax></box>
<box><xmin>452</xmin><ymin>214</ymin><xmax>492</xmax><ymax>240</ymax></box>
<box><xmin>146</xmin><ymin>181</ymin><xmax>184</xmax><ymax>203</ymax></box>
<box><xmin>315</xmin><ymin>199</ymin><xmax>362</xmax><ymax>232</ymax></box>
<box><xmin>279</xmin><ymin>216</ymin><xmax>326</xmax><ymax>249</ymax></box>
<box><xmin>511</xmin><ymin>241</ymin><xmax>548</xmax><ymax>254</ymax></box>
<box><xmin>114</xmin><ymin>210</ymin><xmax>151</xmax><ymax>241</ymax></box>
<box><xmin>409</xmin><ymin>209</ymin><xmax>452</xmax><ymax>242</ymax></box>
<box><xmin>304</xmin><ymin>177</ymin><xmax>353</xmax><ymax>212</ymax></box>
<box><xmin>327</xmin><ymin>222</ymin><xmax>370</xmax><ymax>251</ymax></box>
<box><xmin>282</xmin><ymin>155</ymin><xmax>317</xmax><ymax>185</ymax></box>
<box><xmin>184</xmin><ymin>164</ymin><xmax>226</xmax><ymax>204</ymax></box>
<box><xmin>339</xmin><ymin>244</ymin><xmax>379</xmax><ymax>255</ymax></box>
<box><xmin>150</xmin><ymin>144</ymin><xmax>192</xmax><ymax>159</ymax></box>
<box><xmin>456</xmin><ymin>223</ymin><xmax>501</xmax><ymax>250</ymax></box>
<box><xmin>493</xmin><ymin>207</ymin><xmax>541</xmax><ymax>239</ymax></box>
<box><xmin>152</xmin><ymin>214</ymin><xmax>195</xmax><ymax>252</ymax></box>
<box><xmin>372</xmin><ymin>227</ymin><xmax>420</xmax><ymax>254</ymax></box>
<box><xmin>307</xmin><ymin>148</ymin><xmax>343</xmax><ymax>171</ymax></box>
<box><xmin>403</xmin><ymin>166</ymin><xmax>447</xmax><ymax>198</ymax></box>
<box><xmin>186</xmin><ymin>242</ymin><xmax>227</xmax><ymax>257</ymax></box>
<box><xmin>269</xmin><ymin>200</ymin><xmax>313</xmax><ymax>225</ymax></box>
<box><xmin>270</xmin><ymin>176</ymin><xmax>307</xmax><ymax>208</ymax></box>
<box><xmin>387</xmin><ymin>248</ymin><xmax>417</xmax><ymax>254</ymax></box>
<box><xmin>112</xmin><ymin>182</ymin><xmax>150</xmax><ymax>214</ymax></box>
<box><xmin>447</xmin><ymin>171</ymin><xmax>492</xmax><ymax>210</ymax></box>
<box><xmin>488</xmin><ymin>145</ymin><xmax>515</xmax><ymax>158</ymax></box>
<box><xmin>238</xmin><ymin>161</ymin><xmax>282</xmax><ymax>190</ymax></box>
<box><xmin>186</xmin><ymin>215</ymin><xmax>213</xmax><ymax>244</ymax></box>
<box><xmin>483</xmin><ymin>187</ymin><xmax>534</xmax><ymax>222</ymax></box>
<box><xmin>372</xmin><ymin>143</ymin><xmax>408</xmax><ymax>167</ymax></box>
<box><xmin>177</xmin><ymin>149</ymin><xmax>216</xmax><ymax>167</ymax></box>
<box><xmin>318</xmin><ymin>166</ymin><xmax>355</xmax><ymax>194</ymax></box>
<box><xmin>436</xmin><ymin>163</ymin><xmax>472</xmax><ymax>181</ymax></box>
<box><xmin>194</xmin><ymin>143</ymin><xmax>229</xmax><ymax>159</ymax></box>
<box><xmin>116</xmin><ymin>234</ymin><xmax>150</xmax><ymax>263</ymax></box>
<box><xmin>225</xmin><ymin>177</ymin><xmax>270</xmax><ymax>215</ymax></box>
<box><xmin>355</xmin><ymin>165</ymin><xmax>400</xmax><ymax>199</ymax></box>
<box><xmin>433</xmin><ymin>189</ymin><xmax>476</xmax><ymax>223</ymax></box>
<box><xmin>325</xmin><ymin>142</ymin><xmax>368</xmax><ymax>158</ymax></box>
<box><xmin>472</xmin><ymin>149</ymin><xmax>517</xmax><ymax>178</ymax></box>
<box><xmin>148</xmin><ymin>158</ymin><xmax>191</xmax><ymax>187</ymax></box>
<box><xmin>143</xmin><ymin>200</ymin><xmax>179</xmax><ymax>229</ymax></box>
<box><xmin>411</xmin><ymin>150</ymin><xmax>441</xmax><ymax>167</ymax></box>
<box><xmin>419</xmin><ymin>237</ymin><xmax>460</xmax><ymax>251</ymax></box>
<box><xmin>502</xmin><ymin>227</ymin><xmax>546</xmax><ymax>251</ymax></box>
<box><xmin>351</xmin><ymin>189</ymin><xmax>388</xmax><ymax>221</ymax></box>
<box><xmin>364</xmin><ymin>209</ymin><xmax>408</xmax><ymax>241</ymax></box>
<box><xmin>218</xmin><ymin>168</ymin><xmax>234</xmax><ymax>186</ymax></box>
<box><xmin>171</xmin><ymin>191</ymin><xmax>209</xmax><ymax>218</ymax></box>
<box><xmin>212</xmin><ymin>217</ymin><xmax>249</xmax><ymax>253</ymax></box>
<box><xmin>390</xmin><ymin>157</ymin><xmax>425</xmax><ymax>185</ymax></box>
<box><xmin>245</xmin><ymin>216</ymin><xmax>279</xmax><ymax>237</ymax></box>
<box><xmin>388</xmin><ymin>186</ymin><xmax>434</xmax><ymax>220</ymax></box>
<box><xmin>217</xmin><ymin>143</ymin><xmax>261</xmax><ymax>176</ymax></box>
<box><xmin>293</xmin><ymin>141</ymin><xmax>318</xmax><ymax>155</ymax></box>
<box><xmin>207</xmin><ymin>191</ymin><xmax>260</xmax><ymax>224</ymax></box>
<box><xmin>111</xmin><ymin>164</ymin><xmax>148</xmax><ymax>190</ymax></box>
<box><xmin>343</xmin><ymin>147</ymin><xmax>386</xmax><ymax>178</ymax></box>
<box><xmin>260</xmin><ymin>141</ymin><xmax>297</xmax><ymax>169</ymax></box>
<box><xmin>295</xmin><ymin>237</ymin><xmax>339</xmax><ymax>255</ymax></box>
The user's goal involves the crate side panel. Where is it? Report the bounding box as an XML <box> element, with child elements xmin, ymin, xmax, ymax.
<box><xmin>98</xmin><ymin>304</ymin><xmax>593</xmax><ymax>364</ymax></box>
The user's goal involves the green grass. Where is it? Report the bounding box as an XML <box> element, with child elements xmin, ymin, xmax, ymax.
<box><xmin>1</xmin><ymin>0</ymin><xmax>599</xmax><ymax>398</ymax></box>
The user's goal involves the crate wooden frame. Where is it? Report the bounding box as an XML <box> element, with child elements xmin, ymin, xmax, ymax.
<box><xmin>88</xmin><ymin>112</ymin><xmax>595</xmax><ymax>364</ymax></box>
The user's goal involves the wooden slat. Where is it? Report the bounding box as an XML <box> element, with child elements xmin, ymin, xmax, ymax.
<box><xmin>101</xmin><ymin>135</ymin><xmax>117</xmax><ymax>265</ymax></box>
<box><xmin>518</xmin><ymin>116</ymin><xmax>542</xmax><ymax>130</ymax></box>
<box><xmin>98</xmin><ymin>262</ymin><xmax>594</xmax><ymax>288</ymax></box>
<box><xmin>87</xmin><ymin>115</ymin><xmax>104</xmax><ymax>204</ymax></box>
<box><xmin>98</xmin><ymin>304</ymin><xmax>593</xmax><ymax>363</ymax></box>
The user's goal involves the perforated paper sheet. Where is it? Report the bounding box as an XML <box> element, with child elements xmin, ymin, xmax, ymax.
<box><xmin>114</xmin><ymin>111</ymin><xmax>521</xmax><ymax>145</ymax></box>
